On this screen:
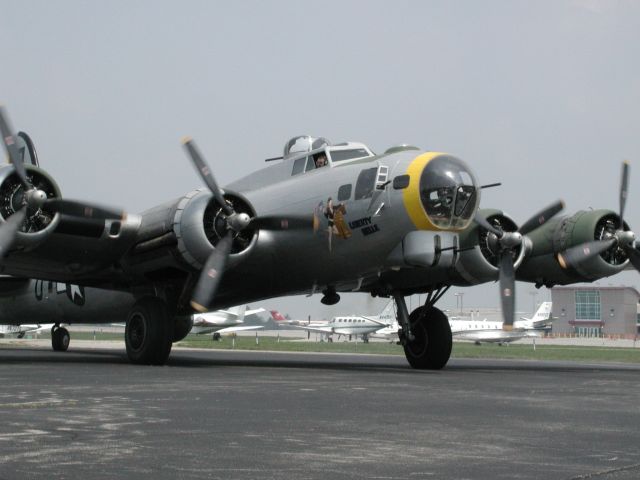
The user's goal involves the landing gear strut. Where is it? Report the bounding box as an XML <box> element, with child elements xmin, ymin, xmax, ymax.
<box><xmin>51</xmin><ymin>325</ymin><xmax>70</xmax><ymax>352</ymax></box>
<box><xmin>394</xmin><ymin>291</ymin><xmax>452</xmax><ymax>370</ymax></box>
<box><xmin>125</xmin><ymin>297</ymin><xmax>174</xmax><ymax>365</ymax></box>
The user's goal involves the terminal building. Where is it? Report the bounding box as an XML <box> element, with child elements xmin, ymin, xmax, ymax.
<box><xmin>550</xmin><ymin>286</ymin><xmax>640</xmax><ymax>338</ymax></box>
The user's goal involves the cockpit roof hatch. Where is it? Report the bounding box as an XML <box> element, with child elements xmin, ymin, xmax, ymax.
<box><xmin>283</xmin><ymin>136</ymin><xmax>331</xmax><ymax>158</ymax></box>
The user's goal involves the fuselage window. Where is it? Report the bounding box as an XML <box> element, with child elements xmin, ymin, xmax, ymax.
<box><xmin>338</xmin><ymin>184</ymin><xmax>352</xmax><ymax>201</ymax></box>
<box><xmin>292</xmin><ymin>157</ymin><xmax>305</xmax><ymax>176</ymax></box>
<box><xmin>355</xmin><ymin>167</ymin><xmax>377</xmax><ymax>200</ymax></box>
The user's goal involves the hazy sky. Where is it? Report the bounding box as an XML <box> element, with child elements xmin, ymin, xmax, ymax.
<box><xmin>1</xmin><ymin>0</ymin><xmax>639</xmax><ymax>319</ymax></box>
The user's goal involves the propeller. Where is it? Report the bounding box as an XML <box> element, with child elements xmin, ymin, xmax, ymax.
<box><xmin>557</xmin><ymin>161</ymin><xmax>640</xmax><ymax>272</ymax></box>
<box><xmin>475</xmin><ymin>200</ymin><xmax>565</xmax><ymax>330</ymax></box>
<box><xmin>182</xmin><ymin>137</ymin><xmax>313</xmax><ymax>312</ymax></box>
<box><xmin>0</xmin><ymin>107</ymin><xmax>30</xmax><ymax>190</ymax></box>
<box><xmin>0</xmin><ymin>106</ymin><xmax>126</xmax><ymax>256</ymax></box>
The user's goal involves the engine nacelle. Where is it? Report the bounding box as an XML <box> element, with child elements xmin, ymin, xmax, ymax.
<box><xmin>172</xmin><ymin>189</ymin><xmax>258</xmax><ymax>270</ymax></box>
<box><xmin>0</xmin><ymin>164</ymin><xmax>61</xmax><ymax>250</ymax></box>
<box><xmin>518</xmin><ymin>209</ymin><xmax>628</xmax><ymax>286</ymax></box>
<box><xmin>453</xmin><ymin>209</ymin><xmax>528</xmax><ymax>285</ymax></box>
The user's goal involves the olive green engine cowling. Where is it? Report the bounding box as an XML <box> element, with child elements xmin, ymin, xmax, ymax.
<box><xmin>517</xmin><ymin>209</ymin><xmax>627</xmax><ymax>286</ymax></box>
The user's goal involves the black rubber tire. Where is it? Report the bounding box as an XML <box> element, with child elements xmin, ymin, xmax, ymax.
<box><xmin>172</xmin><ymin>316</ymin><xmax>193</xmax><ymax>343</ymax></box>
<box><xmin>52</xmin><ymin>327</ymin><xmax>70</xmax><ymax>352</ymax></box>
<box><xmin>403</xmin><ymin>306</ymin><xmax>452</xmax><ymax>370</ymax></box>
<box><xmin>125</xmin><ymin>297</ymin><xmax>174</xmax><ymax>365</ymax></box>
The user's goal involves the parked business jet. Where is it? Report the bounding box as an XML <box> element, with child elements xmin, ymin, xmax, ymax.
<box><xmin>0</xmin><ymin>323</ymin><xmax>53</xmax><ymax>339</ymax></box>
<box><xmin>269</xmin><ymin>310</ymin><xmax>329</xmax><ymax>328</ymax></box>
<box><xmin>451</xmin><ymin>302</ymin><xmax>552</xmax><ymax>344</ymax></box>
<box><xmin>273</xmin><ymin>302</ymin><xmax>395</xmax><ymax>341</ymax></box>
<box><xmin>192</xmin><ymin>305</ymin><xmax>266</xmax><ymax>339</ymax></box>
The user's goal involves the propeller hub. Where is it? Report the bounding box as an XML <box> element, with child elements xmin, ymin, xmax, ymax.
<box><xmin>25</xmin><ymin>189</ymin><xmax>47</xmax><ymax>209</ymax></box>
<box><xmin>500</xmin><ymin>231</ymin><xmax>523</xmax><ymax>249</ymax></box>
<box><xmin>227</xmin><ymin>212</ymin><xmax>251</xmax><ymax>232</ymax></box>
<box><xmin>617</xmin><ymin>229</ymin><xmax>635</xmax><ymax>247</ymax></box>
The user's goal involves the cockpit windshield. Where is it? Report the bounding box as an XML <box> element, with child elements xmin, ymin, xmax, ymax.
<box><xmin>419</xmin><ymin>155</ymin><xmax>479</xmax><ymax>229</ymax></box>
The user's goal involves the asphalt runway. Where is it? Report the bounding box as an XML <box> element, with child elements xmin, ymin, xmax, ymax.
<box><xmin>1</xmin><ymin>347</ymin><xmax>639</xmax><ymax>480</ymax></box>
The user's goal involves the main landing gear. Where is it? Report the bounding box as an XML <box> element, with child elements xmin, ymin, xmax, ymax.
<box><xmin>125</xmin><ymin>297</ymin><xmax>174</xmax><ymax>365</ymax></box>
<box><xmin>394</xmin><ymin>290</ymin><xmax>452</xmax><ymax>370</ymax></box>
<box><xmin>51</xmin><ymin>325</ymin><xmax>70</xmax><ymax>352</ymax></box>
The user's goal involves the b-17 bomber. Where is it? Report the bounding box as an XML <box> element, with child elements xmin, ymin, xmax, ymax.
<box><xmin>0</xmin><ymin>106</ymin><xmax>638</xmax><ymax>369</ymax></box>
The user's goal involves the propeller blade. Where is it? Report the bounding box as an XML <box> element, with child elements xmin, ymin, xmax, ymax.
<box><xmin>182</xmin><ymin>137</ymin><xmax>233</xmax><ymax>217</ymax></box>
<box><xmin>518</xmin><ymin>200</ymin><xmax>565</xmax><ymax>236</ymax></box>
<box><xmin>45</xmin><ymin>198</ymin><xmax>126</xmax><ymax>221</ymax></box>
<box><xmin>190</xmin><ymin>231</ymin><xmax>234</xmax><ymax>312</ymax></box>
<box><xmin>0</xmin><ymin>106</ymin><xmax>31</xmax><ymax>190</ymax></box>
<box><xmin>250</xmin><ymin>215</ymin><xmax>313</xmax><ymax>231</ymax></box>
<box><xmin>0</xmin><ymin>208</ymin><xmax>26</xmax><ymax>256</ymax></box>
<box><xmin>556</xmin><ymin>238</ymin><xmax>617</xmax><ymax>270</ymax></box>
<box><xmin>499</xmin><ymin>251</ymin><xmax>515</xmax><ymax>330</ymax></box>
<box><xmin>474</xmin><ymin>212</ymin><xmax>502</xmax><ymax>237</ymax></box>
<box><xmin>619</xmin><ymin>161</ymin><xmax>629</xmax><ymax>227</ymax></box>
<box><xmin>621</xmin><ymin>244</ymin><xmax>640</xmax><ymax>272</ymax></box>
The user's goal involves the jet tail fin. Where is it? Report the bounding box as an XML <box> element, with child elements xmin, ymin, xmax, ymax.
<box><xmin>377</xmin><ymin>301</ymin><xmax>396</xmax><ymax>325</ymax></box>
<box><xmin>270</xmin><ymin>310</ymin><xmax>287</xmax><ymax>322</ymax></box>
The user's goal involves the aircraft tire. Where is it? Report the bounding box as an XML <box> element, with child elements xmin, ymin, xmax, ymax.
<box><xmin>125</xmin><ymin>297</ymin><xmax>174</xmax><ymax>365</ymax></box>
<box><xmin>403</xmin><ymin>306</ymin><xmax>452</xmax><ymax>370</ymax></box>
<box><xmin>172</xmin><ymin>316</ymin><xmax>193</xmax><ymax>343</ymax></box>
<box><xmin>52</xmin><ymin>327</ymin><xmax>70</xmax><ymax>352</ymax></box>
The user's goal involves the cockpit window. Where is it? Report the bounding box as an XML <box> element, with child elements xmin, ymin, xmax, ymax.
<box><xmin>420</xmin><ymin>155</ymin><xmax>479</xmax><ymax>229</ymax></box>
<box><xmin>292</xmin><ymin>157</ymin><xmax>305</xmax><ymax>176</ymax></box>
<box><xmin>305</xmin><ymin>156</ymin><xmax>316</xmax><ymax>172</ymax></box>
<box><xmin>330</xmin><ymin>149</ymin><xmax>371</xmax><ymax>163</ymax></box>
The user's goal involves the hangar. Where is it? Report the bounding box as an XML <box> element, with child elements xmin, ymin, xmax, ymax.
<box><xmin>551</xmin><ymin>286</ymin><xmax>640</xmax><ymax>338</ymax></box>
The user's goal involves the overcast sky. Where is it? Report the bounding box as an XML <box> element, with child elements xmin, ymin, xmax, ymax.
<box><xmin>1</xmin><ymin>0</ymin><xmax>639</xmax><ymax>319</ymax></box>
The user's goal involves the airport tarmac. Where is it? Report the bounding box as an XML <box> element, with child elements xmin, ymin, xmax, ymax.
<box><xmin>1</xmin><ymin>346</ymin><xmax>639</xmax><ymax>480</ymax></box>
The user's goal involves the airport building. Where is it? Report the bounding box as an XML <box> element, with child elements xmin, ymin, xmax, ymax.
<box><xmin>550</xmin><ymin>286</ymin><xmax>640</xmax><ymax>338</ymax></box>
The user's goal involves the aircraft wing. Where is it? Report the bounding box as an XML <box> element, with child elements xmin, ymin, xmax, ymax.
<box><xmin>285</xmin><ymin>324</ymin><xmax>333</xmax><ymax>334</ymax></box>
<box><xmin>358</xmin><ymin>316</ymin><xmax>390</xmax><ymax>327</ymax></box>
<box><xmin>245</xmin><ymin>308</ymin><xmax>266</xmax><ymax>317</ymax></box>
<box><xmin>29</xmin><ymin>324</ymin><xmax>55</xmax><ymax>333</ymax></box>
<box><xmin>212</xmin><ymin>325</ymin><xmax>264</xmax><ymax>335</ymax></box>
<box><xmin>452</xmin><ymin>329</ymin><xmax>529</xmax><ymax>343</ymax></box>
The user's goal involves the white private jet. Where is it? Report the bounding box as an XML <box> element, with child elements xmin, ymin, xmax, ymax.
<box><xmin>191</xmin><ymin>305</ymin><xmax>266</xmax><ymax>339</ymax></box>
<box><xmin>273</xmin><ymin>302</ymin><xmax>395</xmax><ymax>342</ymax></box>
<box><xmin>451</xmin><ymin>302</ymin><xmax>552</xmax><ymax>345</ymax></box>
<box><xmin>269</xmin><ymin>310</ymin><xmax>329</xmax><ymax>328</ymax></box>
<box><xmin>0</xmin><ymin>323</ymin><xmax>54</xmax><ymax>339</ymax></box>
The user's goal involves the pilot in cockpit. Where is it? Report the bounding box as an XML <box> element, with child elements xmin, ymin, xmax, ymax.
<box><xmin>314</xmin><ymin>153</ymin><xmax>328</xmax><ymax>168</ymax></box>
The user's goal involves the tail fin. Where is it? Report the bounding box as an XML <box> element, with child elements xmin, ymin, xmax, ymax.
<box><xmin>227</xmin><ymin>305</ymin><xmax>247</xmax><ymax>319</ymax></box>
<box><xmin>377</xmin><ymin>301</ymin><xmax>396</xmax><ymax>325</ymax></box>
<box><xmin>270</xmin><ymin>310</ymin><xmax>287</xmax><ymax>322</ymax></box>
<box><xmin>532</xmin><ymin>302</ymin><xmax>552</xmax><ymax>322</ymax></box>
